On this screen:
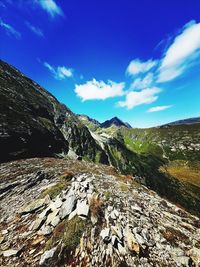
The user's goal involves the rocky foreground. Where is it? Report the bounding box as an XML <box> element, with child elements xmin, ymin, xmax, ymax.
<box><xmin>0</xmin><ymin>158</ymin><xmax>200</xmax><ymax>267</ymax></box>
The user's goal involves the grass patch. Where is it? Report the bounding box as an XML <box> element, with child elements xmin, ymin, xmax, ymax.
<box><xmin>40</xmin><ymin>171</ymin><xmax>73</xmax><ymax>199</ymax></box>
<box><xmin>46</xmin><ymin>216</ymin><xmax>86</xmax><ymax>251</ymax></box>
<box><xmin>104</xmin><ymin>191</ymin><xmax>112</xmax><ymax>200</ymax></box>
<box><xmin>119</xmin><ymin>182</ymin><xmax>128</xmax><ymax>192</ymax></box>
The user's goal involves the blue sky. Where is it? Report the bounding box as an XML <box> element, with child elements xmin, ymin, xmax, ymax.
<box><xmin>1</xmin><ymin>0</ymin><xmax>200</xmax><ymax>127</ymax></box>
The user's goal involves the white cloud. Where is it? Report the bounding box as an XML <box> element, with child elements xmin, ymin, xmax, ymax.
<box><xmin>158</xmin><ymin>21</ymin><xmax>200</xmax><ymax>82</ymax></box>
<box><xmin>147</xmin><ymin>105</ymin><xmax>172</xmax><ymax>112</ymax></box>
<box><xmin>44</xmin><ymin>62</ymin><xmax>73</xmax><ymax>79</ymax></box>
<box><xmin>118</xmin><ymin>87</ymin><xmax>161</xmax><ymax>110</ymax></box>
<box><xmin>0</xmin><ymin>18</ymin><xmax>21</xmax><ymax>39</ymax></box>
<box><xmin>126</xmin><ymin>59</ymin><xmax>157</xmax><ymax>76</ymax></box>
<box><xmin>130</xmin><ymin>72</ymin><xmax>154</xmax><ymax>90</ymax></box>
<box><xmin>25</xmin><ymin>21</ymin><xmax>44</xmax><ymax>37</ymax></box>
<box><xmin>75</xmin><ymin>79</ymin><xmax>125</xmax><ymax>101</ymax></box>
<box><xmin>36</xmin><ymin>0</ymin><xmax>63</xmax><ymax>17</ymax></box>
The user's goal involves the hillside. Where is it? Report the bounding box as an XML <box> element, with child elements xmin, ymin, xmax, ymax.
<box><xmin>0</xmin><ymin>158</ymin><xmax>200</xmax><ymax>267</ymax></box>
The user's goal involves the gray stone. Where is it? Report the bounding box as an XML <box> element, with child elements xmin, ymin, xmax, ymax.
<box><xmin>39</xmin><ymin>247</ymin><xmax>57</xmax><ymax>265</ymax></box>
<box><xmin>173</xmin><ymin>256</ymin><xmax>190</xmax><ymax>266</ymax></box>
<box><xmin>188</xmin><ymin>247</ymin><xmax>200</xmax><ymax>266</ymax></box>
<box><xmin>51</xmin><ymin>216</ymin><xmax>60</xmax><ymax>227</ymax></box>
<box><xmin>38</xmin><ymin>225</ymin><xmax>53</xmax><ymax>236</ymax></box>
<box><xmin>100</xmin><ymin>228</ymin><xmax>111</xmax><ymax>243</ymax></box>
<box><xmin>38</xmin><ymin>207</ymin><xmax>51</xmax><ymax>219</ymax></box>
<box><xmin>117</xmin><ymin>243</ymin><xmax>126</xmax><ymax>255</ymax></box>
<box><xmin>3</xmin><ymin>249</ymin><xmax>19</xmax><ymax>257</ymax></box>
<box><xmin>110</xmin><ymin>209</ymin><xmax>119</xmax><ymax>220</ymax></box>
<box><xmin>49</xmin><ymin>197</ymin><xmax>63</xmax><ymax>211</ymax></box>
<box><xmin>125</xmin><ymin>226</ymin><xmax>140</xmax><ymax>254</ymax></box>
<box><xmin>68</xmin><ymin>209</ymin><xmax>77</xmax><ymax>221</ymax></box>
<box><xmin>59</xmin><ymin>192</ymin><xmax>76</xmax><ymax>219</ymax></box>
<box><xmin>19</xmin><ymin>197</ymin><xmax>49</xmax><ymax>214</ymax></box>
<box><xmin>30</xmin><ymin>217</ymin><xmax>46</xmax><ymax>231</ymax></box>
<box><xmin>46</xmin><ymin>209</ymin><xmax>59</xmax><ymax>225</ymax></box>
<box><xmin>77</xmin><ymin>200</ymin><xmax>89</xmax><ymax>217</ymax></box>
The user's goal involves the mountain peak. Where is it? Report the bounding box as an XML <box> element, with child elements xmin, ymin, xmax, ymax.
<box><xmin>101</xmin><ymin>117</ymin><xmax>132</xmax><ymax>128</ymax></box>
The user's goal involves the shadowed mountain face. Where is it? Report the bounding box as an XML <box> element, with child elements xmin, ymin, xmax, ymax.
<box><xmin>0</xmin><ymin>60</ymin><xmax>108</xmax><ymax>164</ymax></box>
<box><xmin>0</xmin><ymin>60</ymin><xmax>69</xmax><ymax>162</ymax></box>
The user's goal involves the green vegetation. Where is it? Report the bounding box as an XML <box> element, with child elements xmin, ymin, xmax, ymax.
<box><xmin>104</xmin><ymin>191</ymin><xmax>112</xmax><ymax>200</ymax></box>
<box><xmin>46</xmin><ymin>216</ymin><xmax>86</xmax><ymax>251</ymax></box>
<box><xmin>40</xmin><ymin>172</ymin><xmax>73</xmax><ymax>199</ymax></box>
<box><xmin>90</xmin><ymin>123</ymin><xmax>200</xmax><ymax>216</ymax></box>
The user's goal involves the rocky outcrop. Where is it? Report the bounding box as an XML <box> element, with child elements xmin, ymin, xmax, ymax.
<box><xmin>0</xmin><ymin>157</ymin><xmax>199</xmax><ymax>266</ymax></box>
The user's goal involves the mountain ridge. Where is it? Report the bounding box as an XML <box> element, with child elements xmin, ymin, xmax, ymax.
<box><xmin>101</xmin><ymin>116</ymin><xmax>132</xmax><ymax>129</ymax></box>
<box><xmin>161</xmin><ymin>116</ymin><xmax>200</xmax><ymax>127</ymax></box>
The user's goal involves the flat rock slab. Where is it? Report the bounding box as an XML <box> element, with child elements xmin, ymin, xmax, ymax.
<box><xmin>3</xmin><ymin>249</ymin><xmax>19</xmax><ymax>257</ymax></box>
<box><xmin>77</xmin><ymin>200</ymin><xmax>89</xmax><ymax>217</ymax></box>
<box><xmin>59</xmin><ymin>193</ymin><xmax>76</xmax><ymax>219</ymax></box>
<box><xmin>19</xmin><ymin>197</ymin><xmax>48</xmax><ymax>214</ymax></box>
<box><xmin>39</xmin><ymin>247</ymin><xmax>57</xmax><ymax>265</ymax></box>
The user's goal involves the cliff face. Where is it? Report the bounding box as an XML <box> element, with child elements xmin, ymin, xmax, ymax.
<box><xmin>0</xmin><ymin>60</ymin><xmax>108</xmax><ymax>164</ymax></box>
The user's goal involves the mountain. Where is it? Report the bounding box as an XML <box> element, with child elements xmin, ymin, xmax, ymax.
<box><xmin>101</xmin><ymin>117</ymin><xmax>132</xmax><ymax>128</ymax></box>
<box><xmin>0</xmin><ymin>60</ymin><xmax>200</xmax><ymax>266</ymax></box>
<box><xmin>0</xmin><ymin>60</ymin><xmax>108</xmax><ymax>164</ymax></box>
<box><xmin>161</xmin><ymin>116</ymin><xmax>200</xmax><ymax>127</ymax></box>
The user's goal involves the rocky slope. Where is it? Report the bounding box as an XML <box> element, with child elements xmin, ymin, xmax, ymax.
<box><xmin>80</xmin><ymin>123</ymin><xmax>200</xmax><ymax>216</ymax></box>
<box><xmin>0</xmin><ymin>158</ymin><xmax>200</xmax><ymax>267</ymax></box>
<box><xmin>0</xmin><ymin>60</ymin><xmax>107</xmax><ymax>164</ymax></box>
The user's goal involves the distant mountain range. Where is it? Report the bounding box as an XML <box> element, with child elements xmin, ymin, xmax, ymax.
<box><xmin>161</xmin><ymin>117</ymin><xmax>200</xmax><ymax>127</ymax></box>
<box><xmin>78</xmin><ymin>115</ymin><xmax>132</xmax><ymax>129</ymax></box>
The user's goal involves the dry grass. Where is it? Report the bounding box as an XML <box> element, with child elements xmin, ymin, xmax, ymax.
<box><xmin>89</xmin><ymin>195</ymin><xmax>104</xmax><ymax>218</ymax></box>
<box><xmin>160</xmin><ymin>163</ymin><xmax>200</xmax><ymax>187</ymax></box>
<box><xmin>119</xmin><ymin>182</ymin><xmax>128</xmax><ymax>192</ymax></box>
<box><xmin>161</xmin><ymin>226</ymin><xmax>189</xmax><ymax>246</ymax></box>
